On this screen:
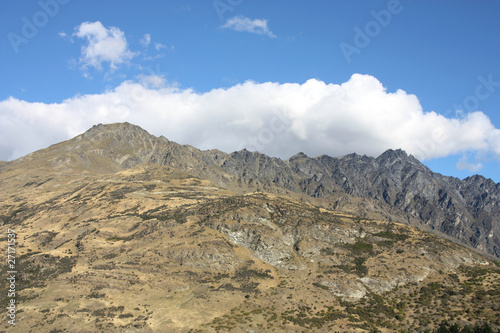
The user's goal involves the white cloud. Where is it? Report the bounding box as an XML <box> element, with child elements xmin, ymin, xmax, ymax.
<box><xmin>137</xmin><ymin>74</ymin><xmax>167</xmax><ymax>89</ymax></box>
<box><xmin>457</xmin><ymin>155</ymin><xmax>483</xmax><ymax>172</ymax></box>
<box><xmin>154</xmin><ymin>42</ymin><xmax>166</xmax><ymax>50</ymax></box>
<box><xmin>221</xmin><ymin>16</ymin><xmax>277</xmax><ymax>38</ymax></box>
<box><xmin>1</xmin><ymin>74</ymin><xmax>500</xmax><ymax>168</ymax></box>
<box><xmin>74</xmin><ymin>21</ymin><xmax>137</xmax><ymax>72</ymax></box>
<box><xmin>140</xmin><ymin>33</ymin><xmax>151</xmax><ymax>47</ymax></box>
<box><xmin>141</xmin><ymin>54</ymin><xmax>165</xmax><ymax>61</ymax></box>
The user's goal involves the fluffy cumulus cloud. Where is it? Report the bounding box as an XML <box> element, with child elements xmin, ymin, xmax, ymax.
<box><xmin>1</xmin><ymin>74</ymin><xmax>500</xmax><ymax>164</ymax></box>
<box><xmin>74</xmin><ymin>21</ymin><xmax>137</xmax><ymax>71</ymax></box>
<box><xmin>221</xmin><ymin>16</ymin><xmax>276</xmax><ymax>38</ymax></box>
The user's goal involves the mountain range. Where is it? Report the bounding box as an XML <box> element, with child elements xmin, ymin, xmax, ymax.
<box><xmin>0</xmin><ymin>122</ymin><xmax>499</xmax><ymax>332</ymax></box>
<box><xmin>12</xmin><ymin>122</ymin><xmax>497</xmax><ymax>259</ymax></box>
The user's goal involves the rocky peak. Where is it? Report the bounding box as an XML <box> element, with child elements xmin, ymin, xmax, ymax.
<box><xmin>376</xmin><ymin>148</ymin><xmax>409</xmax><ymax>164</ymax></box>
<box><xmin>80</xmin><ymin>122</ymin><xmax>165</xmax><ymax>147</ymax></box>
<box><xmin>289</xmin><ymin>152</ymin><xmax>309</xmax><ymax>160</ymax></box>
<box><xmin>463</xmin><ymin>174</ymin><xmax>499</xmax><ymax>188</ymax></box>
<box><xmin>338</xmin><ymin>152</ymin><xmax>363</xmax><ymax>161</ymax></box>
<box><xmin>80</xmin><ymin>122</ymin><xmax>147</xmax><ymax>138</ymax></box>
<box><xmin>230</xmin><ymin>148</ymin><xmax>254</xmax><ymax>159</ymax></box>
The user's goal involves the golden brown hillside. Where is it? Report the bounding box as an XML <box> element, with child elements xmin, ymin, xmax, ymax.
<box><xmin>1</xmin><ymin>160</ymin><xmax>499</xmax><ymax>332</ymax></box>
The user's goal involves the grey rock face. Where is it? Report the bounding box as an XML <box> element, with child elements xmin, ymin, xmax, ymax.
<box><xmin>209</xmin><ymin>147</ymin><xmax>499</xmax><ymax>258</ymax></box>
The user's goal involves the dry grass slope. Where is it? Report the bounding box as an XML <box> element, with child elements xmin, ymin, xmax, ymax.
<box><xmin>0</xmin><ymin>159</ymin><xmax>499</xmax><ymax>332</ymax></box>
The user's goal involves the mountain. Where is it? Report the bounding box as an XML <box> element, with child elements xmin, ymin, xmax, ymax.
<box><xmin>1</xmin><ymin>122</ymin><xmax>499</xmax><ymax>332</ymax></box>
<box><xmin>8</xmin><ymin>122</ymin><xmax>498</xmax><ymax>259</ymax></box>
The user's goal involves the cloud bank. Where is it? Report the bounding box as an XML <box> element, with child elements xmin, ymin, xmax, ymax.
<box><xmin>1</xmin><ymin>74</ymin><xmax>499</xmax><ymax>165</ymax></box>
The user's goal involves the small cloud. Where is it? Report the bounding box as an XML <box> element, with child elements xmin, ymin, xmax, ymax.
<box><xmin>457</xmin><ymin>155</ymin><xmax>483</xmax><ymax>172</ymax></box>
<box><xmin>59</xmin><ymin>31</ymin><xmax>73</xmax><ymax>42</ymax></box>
<box><xmin>140</xmin><ymin>33</ymin><xmax>151</xmax><ymax>47</ymax></box>
<box><xmin>73</xmin><ymin>21</ymin><xmax>137</xmax><ymax>73</ymax></box>
<box><xmin>221</xmin><ymin>16</ymin><xmax>277</xmax><ymax>38</ymax></box>
<box><xmin>154</xmin><ymin>42</ymin><xmax>167</xmax><ymax>51</ymax></box>
<box><xmin>142</xmin><ymin>54</ymin><xmax>165</xmax><ymax>61</ymax></box>
<box><xmin>287</xmin><ymin>32</ymin><xmax>303</xmax><ymax>42</ymax></box>
<box><xmin>138</xmin><ymin>38</ymin><xmax>172</xmax><ymax>61</ymax></box>
<box><xmin>137</xmin><ymin>74</ymin><xmax>167</xmax><ymax>89</ymax></box>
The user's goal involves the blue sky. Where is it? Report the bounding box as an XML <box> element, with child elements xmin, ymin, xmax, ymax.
<box><xmin>1</xmin><ymin>0</ymin><xmax>499</xmax><ymax>182</ymax></box>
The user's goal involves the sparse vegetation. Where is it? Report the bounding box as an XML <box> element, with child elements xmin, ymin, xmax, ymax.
<box><xmin>349</xmin><ymin>240</ymin><xmax>374</xmax><ymax>255</ymax></box>
<box><xmin>312</xmin><ymin>282</ymin><xmax>330</xmax><ymax>290</ymax></box>
<box><xmin>434</xmin><ymin>321</ymin><xmax>500</xmax><ymax>333</ymax></box>
<box><xmin>374</xmin><ymin>229</ymin><xmax>409</xmax><ymax>242</ymax></box>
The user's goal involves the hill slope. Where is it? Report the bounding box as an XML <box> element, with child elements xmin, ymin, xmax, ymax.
<box><xmin>1</xmin><ymin>162</ymin><xmax>499</xmax><ymax>332</ymax></box>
